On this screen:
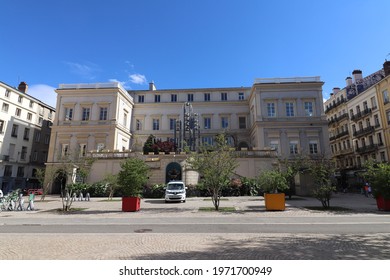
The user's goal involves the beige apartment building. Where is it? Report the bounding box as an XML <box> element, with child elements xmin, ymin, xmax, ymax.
<box><xmin>47</xmin><ymin>77</ymin><xmax>329</xmax><ymax>195</ymax></box>
<box><xmin>0</xmin><ymin>81</ymin><xmax>55</xmax><ymax>193</ymax></box>
<box><xmin>324</xmin><ymin>62</ymin><xmax>390</xmax><ymax>189</ymax></box>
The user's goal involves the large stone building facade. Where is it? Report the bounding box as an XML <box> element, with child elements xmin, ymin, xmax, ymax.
<box><xmin>47</xmin><ymin>77</ymin><xmax>329</xmax><ymax>194</ymax></box>
<box><xmin>324</xmin><ymin>61</ymin><xmax>390</xmax><ymax>189</ymax></box>
<box><xmin>0</xmin><ymin>81</ymin><xmax>55</xmax><ymax>193</ymax></box>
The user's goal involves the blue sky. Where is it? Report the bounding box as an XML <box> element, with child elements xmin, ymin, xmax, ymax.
<box><xmin>1</xmin><ymin>0</ymin><xmax>390</xmax><ymax>107</ymax></box>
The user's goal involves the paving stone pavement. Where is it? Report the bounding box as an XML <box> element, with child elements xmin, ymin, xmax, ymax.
<box><xmin>0</xmin><ymin>193</ymin><xmax>389</xmax><ymax>260</ymax></box>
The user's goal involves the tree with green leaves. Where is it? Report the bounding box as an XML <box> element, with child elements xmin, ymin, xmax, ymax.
<box><xmin>188</xmin><ymin>134</ymin><xmax>238</xmax><ymax>210</ymax></box>
<box><xmin>102</xmin><ymin>173</ymin><xmax>120</xmax><ymax>200</ymax></box>
<box><xmin>143</xmin><ymin>134</ymin><xmax>156</xmax><ymax>154</ymax></box>
<box><xmin>307</xmin><ymin>157</ymin><xmax>336</xmax><ymax>208</ymax></box>
<box><xmin>117</xmin><ymin>157</ymin><xmax>150</xmax><ymax>197</ymax></box>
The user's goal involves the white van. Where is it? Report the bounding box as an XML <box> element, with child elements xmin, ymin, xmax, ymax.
<box><xmin>165</xmin><ymin>181</ymin><xmax>186</xmax><ymax>203</ymax></box>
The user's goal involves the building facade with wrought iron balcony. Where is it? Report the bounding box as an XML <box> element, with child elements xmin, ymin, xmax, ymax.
<box><xmin>324</xmin><ymin>61</ymin><xmax>390</xmax><ymax>188</ymax></box>
<box><xmin>0</xmin><ymin>81</ymin><xmax>55</xmax><ymax>193</ymax></box>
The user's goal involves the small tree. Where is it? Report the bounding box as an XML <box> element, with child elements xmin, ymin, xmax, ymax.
<box><xmin>117</xmin><ymin>158</ymin><xmax>150</xmax><ymax>197</ymax></box>
<box><xmin>307</xmin><ymin>157</ymin><xmax>336</xmax><ymax>209</ymax></box>
<box><xmin>102</xmin><ymin>173</ymin><xmax>120</xmax><ymax>200</ymax></box>
<box><xmin>257</xmin><ymin>170</ymin><xmax>289</xmax><ymax>194</ymax></box>
<box><xmin>188</xmin><ymin>134</ymin><xmax>238</xmax><ymax>210</ymax></box>
<box><xmin>143</xmin><ymin>134</ymin><xmax>156</xmax><ymax>154</ymax></box>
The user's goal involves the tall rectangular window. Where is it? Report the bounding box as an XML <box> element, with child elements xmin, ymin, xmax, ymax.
<box><xmin>204</xmin><ymin>117</ymin><xmax>211</xmax><ymax>129</ymax></box>
<box><xmin>289</xmin><ymin>141</ymin><xmax>298</xmax><ymax>154</ymax></box>
<box><xmin>34</xmin><ymin>131</ymin><xmax>41</xmax><ymax>142</ymax></box>
<box><xmin>21</xmin><ymin>146</ymin><xmax>27</xmax><ymax>160</ymax></box>
<box><xmin>239</xmin><ymin>117</ymin><xmax>246</xmax><ymax>129</ymax></box>
<box><xmin>155</xmin><ymin>95</ymin><xmax>161</xmax><ymax>103</ymax></box>
<box><xmin>286</xmin><ymin>102</ymin><xmax>294</xmax><ymax>117</ymax></box>
<box><xmin>99</xmin><ymin>107</ymin><xmax>108</xmax><ymax>120</ymax></box>
<box><xmin>15</xmin><ymin>108</ymin><xmax>21</xmax><ymax>117</ymax></box>
<box><xmin>2</xmin><ymin>103</ymin><xmax>9</xmax><ymax>112</ymax></box>
<box><xmin>204</xmin><ymin>93</ymin><xmax>210</xmax><ymax>102</ymax></box>
<box><xmin>32</xmin><ymin>151</ymin><xmax>38</xmax><ymax>162</ymax></box>
<box><xmin>11</xmin><ymin>124</ymin><xmax>18</xmax><ymax>137</ymax></box>
<box><xmin>270</xmin><ymin>140</ymin><xmax>279</xmax><ymax>153</ymax></box>
<box><xmin>44</xmin><ymin>134</ymin><xmax>50</xmax><ymax>145</ymax></box>
<box><xmin>221</xmin><ymin>92</ymin><xmax>227</xmax><ymax>101</ymax></box>
<box><xmin>153</xmin><ymin>119</ymin><xmax>160</xmax><ymax>130</ymax></box>
<box><xmin>267</xmin><ymin>103</ymin><xmax>275</xmax><ymax>117</ymax></box>
<box><xmin>221</xmin><ymin>117</ymin><xmax>229</xmax><ymax>129</ymax></box>
<box><xmin>383</xmin><ymin>90</ymin><xmax>389</xmax><ymax>104</ymax></box>
<box><xmin>79</xmin><ymin>144</ymin><xmax>87</xmax><ymax>157</ymax></box>
<box><xmin>29</xmin><ymin>100</ymin><xmax>34</xmax><ymax>108</ymax></box>
<box><xmin>0</xmin><ymin>120</ymin><xmax>4</xmax><ymax>133</ymax></box>
<box><xmin>187</xmin><ymin>94</ymin><xmax>194</xmax><ymax>102</ymax></box>
<box><xmin>82</xmin><ymin>108</ymin><xmax>90</xmax><ymax>121</ymax></box>
<box><xmin>238</xmin><ymin>92</ymin><xmax>244</xmax><ymax>100</ymax></box>
<box><xmin>23</xmin><ymin>128</ymin><xmax>30</xmax><ymax>140</ymax></box>
<box><xmin>62</xmin><ymin>144</ymin><xmax>69</xmax><ymax>157</ymax></box>
<box><xmin>138</xmin><ymin>95</ymin><xmax>145</xmax><ymax>103</ymax></box>
<box><xmin>27</xmin><ymin>112</ymin><xmax>32</xmax><ymax>120</ymax></box>
<box><xmin>18</xmin><ymin>96</ymin><xmax>23</xmax><ymax>103</ymax></box>
<box><xmin>17</xmin><ymin>166</ymin><xmax>25</xmax><ymax>177</ymax></box>
<box><xmin>309</xmin><ymin>141</ymin><xmax>318</xmax><ymax>154</ymax></box>
<box><xmin>304</xmin><ymin>102</ymin><xmax>313</xmax><ymax>116</ymax></box>
<box><xmin>5</xmin><ymin>90</ymin><xmax>10</xmax><ymax>98</ymax></box>
<box><xmin>169</xmin><ymin>118</ymin><xmax>176</xmax><ymax>130</ymax></box>
<box><xmin>65</xmin><ymin>108</ymin><xmax>73</xmax><ymax>121</ymax></box>
<box><xmin>171</xmin><ymin>94</ymin><xmax>177</xmax><ymax>102</ymax></box>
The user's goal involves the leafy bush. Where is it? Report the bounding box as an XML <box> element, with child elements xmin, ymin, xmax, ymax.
<box><xmin>87</xmin><ymin>182</ymin><xmax>108</xmax><ymax>197</ymax></box>
<box><xmin>257</xmin><ymin>170</ymin><xmax>289</xmax><ymax>194</ymax></box>
<box><xmin>143</xmin><ymin>184</ymin><xmax>165</xmax><ymax>198</ymax></box>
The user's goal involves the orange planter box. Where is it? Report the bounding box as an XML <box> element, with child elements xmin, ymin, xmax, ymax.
<box><xmin>264</xmin><ymin>193</ymin><xmax>285</xmax><ymax>211</ymax></box>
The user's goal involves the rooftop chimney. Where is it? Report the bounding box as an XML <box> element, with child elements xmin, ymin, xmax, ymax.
<box><xmin>149</xmin><ymin>81</ymin><xmax>156</xmax><ymax>91</ymax></box>
<box><xmin>332</xmin><ymin>87</ymin><xmax>340</xmax><ymax>94</ymax></box>
<box><xmin>345</xmin><ymin>77</ymin><xmax>353</xmax><ymax>86</ymax></box>
<box><xmin>352</xmin><ymin>69</ymin><xmax>363</xmax><ymax>83</ymax></box>
<box><xmin>384</xmin><ymin>61</ymin><xmax>390</xmax><ymax>76</ymax></box>
<box><xmin>18</xmin><ymin>81</ymin><xmax>28</xmax><ymax>93</ymax></box>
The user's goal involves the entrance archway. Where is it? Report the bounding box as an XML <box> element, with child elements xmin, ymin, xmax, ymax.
<box><xmin>165</xmin><ymin>162</ymin><xmax>182</xmax><ymax>183</ymax></box>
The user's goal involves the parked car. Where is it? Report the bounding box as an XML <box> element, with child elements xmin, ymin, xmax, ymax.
<box><xmin>165</xmin><ymin>181</ymin><xmax>186</xmax><ymax>203</ymax></box>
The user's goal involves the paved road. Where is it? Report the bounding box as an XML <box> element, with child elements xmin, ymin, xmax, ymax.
<box><xmin>0</xmin><ymin>194</ymin><xmax>389</xmax><ymax>260</ymax></box>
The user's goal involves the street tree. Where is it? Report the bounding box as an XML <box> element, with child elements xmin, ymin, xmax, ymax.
<box><xmin>188</xmin><ymin>134</ymin><xmax>238</xmax><ymax>211</ymax></box>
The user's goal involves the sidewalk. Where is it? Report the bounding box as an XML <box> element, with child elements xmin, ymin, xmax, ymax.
<box><xmin>0</xmin><ymin>192</ymin><xmax>383</xmax><ymax>220</ymax></box>
<box><xmin>1</xmin><ymin>193</ymin><xmax>388</xmax><ymax>260</ymax></box>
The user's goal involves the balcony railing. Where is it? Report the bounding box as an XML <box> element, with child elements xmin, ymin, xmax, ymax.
<box><xmin>356</xmin><ymin>144</ymin><xmax>379</xmax><ymax>154</ymax></box>
<box><xmin>325</xmin><ymin>98</ymin><xmax>347</xmax><ymax>113</ymax></box>
<box><xmin>328</xmin><ymin>113</ymin><xmax>349</xmax><ymax>126</ymax></box>
<box><xmin>86</xmin><ymin>149</ymin><xmax>278</xmax><ymax>159</ymax></box>
<box><xmin>350</xmin><ymin>108</ymin><xmax>372</xmax><ymax>122</ymax></box>
<box><xmin>329</xmin><ymin>130</ymin><xmax>349</xmax><ymax>141</ymax></box>
<box><xmin>353</xmin><ymin>126</ymin><xmax>374</xmax><ymax>138</ymax></box>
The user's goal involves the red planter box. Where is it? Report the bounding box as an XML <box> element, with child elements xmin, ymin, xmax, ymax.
<box><xmin>122</xmin><ymin>197</ymin><xmax>141</xmax><ymax>212</ymax></box>
<box><xmin>376</xmin><ymin>195</ymin><xmax>390</xmax><ymax>211</ymax></box>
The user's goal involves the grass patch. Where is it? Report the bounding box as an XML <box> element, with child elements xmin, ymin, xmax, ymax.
<box><xmin>199</xmin><ymin>207</ymin><xmax>236</xmax><ymax>212</ymax></box>
<box><xmin>303</xmin><ymin>206</ymin><xmax>352</xmax><ymax>212</ymax></box>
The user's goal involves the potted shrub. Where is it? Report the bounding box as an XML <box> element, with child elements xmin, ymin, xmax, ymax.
<box><xmin>258</xmin><ymin>170</ymin><xmax>289</xmax><ymax>211</ymax></box>
<box><xmin>364</xmin><ymin>161</ymin><xmax>390</xmax><ymax>211</ymax></box>
<box><xmin>117</xmin><ymin>158</ymin><xmax>149</xmax><ymax>212</ymax></box>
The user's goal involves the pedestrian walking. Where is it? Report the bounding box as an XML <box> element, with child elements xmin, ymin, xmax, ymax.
<box><xmin>363</xmin><ymin>183</ymin><xmax>369</xmax><ymax>197</ymax></box>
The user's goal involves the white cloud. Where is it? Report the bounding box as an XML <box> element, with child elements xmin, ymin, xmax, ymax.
<box><xmin>64</xmin><ymin>61</ymin><xmax>100</xmax><ymax>80</ymax></box>
<box><xmin>129</xmin><ymin>73</ymin><xmax>147</xmax><ymax>85</ymax></box>
<box><xmin>27</xmin><ymin>84</ymin><xmax>57</xmax><ymax>108</ymax></box>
